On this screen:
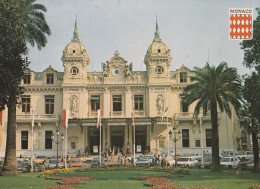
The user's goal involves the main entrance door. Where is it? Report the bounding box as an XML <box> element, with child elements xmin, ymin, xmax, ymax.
<box><xmin>88</xmin><ymin>127</ymin><xmax>100</xmax><ymax>154</ymax></box>
<box><xmin>110</xmin><ymin>126</ymin><xmax>124</xmax><ymax>153</ymax></box>
<box><xmin>135</xmin><ymin>126</ymin><xmax>147</xmax><ymax>153</ymax></box>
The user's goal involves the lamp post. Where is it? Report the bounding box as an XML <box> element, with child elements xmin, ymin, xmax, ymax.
<box><xmin>30</xmin><ymin>107</ymin><xmax>35</xmax><ymax>173</ymax></box>
<box><xmin>51</xmin><ymin>130</ymin><xmax>64</xmax><ymax>168</ymax></box>
<box><xmin>169</xmin><ymin>127</ymin><xmax>181</xmax><ymax>167</ymax></box>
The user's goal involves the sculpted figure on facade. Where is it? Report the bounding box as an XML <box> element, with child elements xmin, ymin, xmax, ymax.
<box><xmin>72</xmin><ymin>95</ymin><xmax>78</xmax><ymax>114</ymax></box>
<box><xmin>102</xmin><ymin>63</ymin><xmax>109</xmax><ymax>77</ymax></box>
<box><xmin>157</xmin><ymin>94</ymin><xmax>164</xmax><ymax>112</ymax></box>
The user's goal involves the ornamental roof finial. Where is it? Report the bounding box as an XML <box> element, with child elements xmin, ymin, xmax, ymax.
<box><xmin>154</xmin><ymin>15</ymin><xmax>161</xmax><ymax>42</ymax></box>
<box><xmin>114</xmin><ymin>50</ymin><xmax>120</xmax><ymax>57</ymax></box>
<box><xmin>72</xmin><ymin>15</ymin><xmax>80</xmax><ymax>42</ymax></box>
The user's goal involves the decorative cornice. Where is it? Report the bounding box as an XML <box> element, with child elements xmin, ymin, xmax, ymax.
<box><xmin>25</xmin><ymin>87</ymin><xmax>62</xmax><ymax>92</ymax></box>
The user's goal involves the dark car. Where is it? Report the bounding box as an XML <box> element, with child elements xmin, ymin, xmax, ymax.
<box><xmin>17</xmin><ymin>161</ymin><xmax>45</xmax><ymax>173</ymax></box>
<box><xmin>91</xmin><ymin>157</ymin><xmax>105</xmax><ymax>168</ymax></box>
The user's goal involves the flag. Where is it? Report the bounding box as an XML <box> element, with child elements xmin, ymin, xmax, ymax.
<box><xmin>161</xmin><ymin>106</ymin><xmax>168</xmax><ymax>122</ymax></box>
<box><xmin>132</xmin><ymin>108</ymin><xmax>135</xmax><ymax>125</ymax></box>
<box><xmin>0</xmin><ymin>109</ymin><xmax>3</xmax><ymax>126</ymax></box>
<box><xmin>97</xmin><ymin>109</ymin><xmax>103</xmax><ymax>128</ymax></box>
<box><xmin>62</xmin><ymin>109</ymin><xmax>68</xmax><ymax>128</ymax></box>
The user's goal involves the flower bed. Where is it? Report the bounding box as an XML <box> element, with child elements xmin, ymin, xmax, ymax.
<box><xmin>40</xmin><ymin>166</ymin><xmax>190</xmax><ymax>176</ymax></box>
<box><xmin>131</xmin><ymin>175</ymin><xmax>218</xmax><ymax>189</ymax></box>
<box><xmin>46</xmin><ymin>176</ymin><xmax>96</xmax><ymax>189</ymax></box>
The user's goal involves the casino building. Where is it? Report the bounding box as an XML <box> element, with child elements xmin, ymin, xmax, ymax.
<box><xmin>0</xmin><ymin>21</ymin><xmax>250</xmax><ymax>157</ymax></box>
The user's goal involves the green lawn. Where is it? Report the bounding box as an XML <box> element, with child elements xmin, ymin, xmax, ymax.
<box><xmin>170</xmin><ymin>169</ymin><xmax>260</xmax><ymax>189</ymax></box>
<box><xmin>0</xmin><ymin>169</ymin><xmax>259</xmax><ymax>189</ymax></box>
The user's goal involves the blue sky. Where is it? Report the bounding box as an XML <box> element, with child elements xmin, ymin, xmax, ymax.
<box><xmin>28</xmin><ymin>0</ymin><xmax>260</xmax><ymax>75</ymax></box>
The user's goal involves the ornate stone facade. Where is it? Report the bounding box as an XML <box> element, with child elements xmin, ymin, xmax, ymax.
<box><xmin>0</xmin><ymin>20</ymin><xmax>249</xmax><ymax>158</ymax></box>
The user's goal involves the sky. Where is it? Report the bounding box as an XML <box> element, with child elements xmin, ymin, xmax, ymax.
<box><xmin>28</xmin><ymin>0</ymin><xmax>260</xmax><ymax>75</ymax></box>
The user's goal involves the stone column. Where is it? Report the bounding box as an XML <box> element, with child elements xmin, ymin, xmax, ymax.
<box><xmin>103</xmin><ymin>87</ymin><xmax>110</xmax><ymax>117</ymax></box>
<box><xmin>125</xmin><ymin>87</ymin><xmax>132</xmax><ymax>117</ymax></box>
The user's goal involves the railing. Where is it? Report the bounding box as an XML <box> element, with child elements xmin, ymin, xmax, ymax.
<box><xmin>16</xmin><ymin>114</ymin><xmax>59</xmax><ymax>122</ymax></box>
<box><xmin>175</xmin><ymin>113</ymin><xmax>193</xmax><ymax>118</ymax></box>
<box><xmin>134</xmin><ymin>111</ymin><xmax>145</xmax><ymax>117</ymax></box>
<box><xmin>110</xmin><ymin>111</ymin><xmax>124</xmax><ymax>117</ymax></box>
<box><xmin>88</xmin><ymin>112</ymin><xmax>98</xmax><ymax>117</ymax></box>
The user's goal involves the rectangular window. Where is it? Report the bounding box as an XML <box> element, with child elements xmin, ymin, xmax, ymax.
<box><xmin>21</xmin><ymin>131</ymin><xmax>28</xmax><ymax>149</ymax></box>
<box><xmin>45</xmin><ymin>131</ymin><xmax>53</xmax><ymax>149</ymax></box>
<box><xmin>46</xmin><ymin>73</ymin><xmax>54</xmax><ymax>84</ymax></box>
<box><xmin>195</xmin><ymin>140</ymin><xmax>201</xmax><ymax>147</ymax></box>
<box><xmin>91</xmin><ymin>95</ymin><xmax>100</xmax><ymax>111</ymax></box>
<box><xmin>134</xmin><ymin>95</ymin><xmax>143</xmax><ymax>111</ymax></box>
<box><xmin>181</xmin><ymin>102</ymin><xmax>189</xmax><ymax>112</ymax></box>
<box><xmin>182</xmin><ymin>129</ymin><xmax>190</xmax><ymax>147</ymax></box>
<box><xmin>22</xmin><ymin>96</ymin><xmax>30</xmax><ymax>113</ymax></box>
<box><xmin>113</xmin><ymin>95</ymin><xmax>122</xmax><ymax>111</ymax></box>
<box><xmin>206</xmin><ymin>129</ymin><xmax>212</xmax><ymax>147</ymax></box>
<box><xmin>180</xmin><ymin>72</ymin><xmax>187</xmax><ymax>83</ymax></box>
<box><xmin>71</xmin><ymin>142</ymin><xmax>76</xmax><ymax>150</ymax></box>
<box><xmin>45</xmin><ymin>95</ymin><xmax>54</xmax><ymax>114</ymax></box>
<box><xmin>23</xmin><ymin>74</ymin><xmax>30</xmax><ymax>84</ymax></box>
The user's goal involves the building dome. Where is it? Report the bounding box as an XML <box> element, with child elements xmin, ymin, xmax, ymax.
<box><xmin>63</xmin><ymin>41</ymin><xmax>87</xmax><ymax>56</ymax></box>
<box><xmin>63</xmin><ymin>19</ymin><xmax>88</xmax><ymax>58</ymax></box>
<box><xmin>145</xmin><ymin>20</ymin><xmax>171</xmax><ymax>58</ymax></box>
<box><xmin>147</xmin><ymin>40</ymin><xmax>170</xmax><ymax>56</ymax></box>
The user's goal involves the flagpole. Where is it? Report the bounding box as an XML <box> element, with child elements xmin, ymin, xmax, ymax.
<box><xmin>30</xmin><ymin>107</ymin><xmax>35</xmax><ymax>173</ymax></box>
<box><xmin>133</xmin><ymin>121</ymin><xmax>135</xmax><ymax>166</ymax></box>
<box><xmin>65</xmin><ymin>125</ymin><xmax>67</xmax><ymax>169</ymax></box>
<box><xmin>99</xmin><ymin>121</ymin><xmax>101</xmax><ymax>167</ymax></box>
<box><xmin>200</xmin><ymin>115</ymin><xmax>204</xmax><ymax>167</ymax></box>
<box><xmin>167</xmin><ymin>116</ymin><xmax>169</xmax><ymax>157</ymax></box>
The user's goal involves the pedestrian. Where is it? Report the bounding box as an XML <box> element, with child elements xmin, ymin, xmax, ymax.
<box><xmin>111</xmin><ymin>152</ymin><xmax>114</xmax><ymax>163</ymax></box>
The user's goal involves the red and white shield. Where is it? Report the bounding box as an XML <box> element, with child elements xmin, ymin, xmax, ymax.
<box><xmin>229</xmin><ymin>8</ymin><xmax>253</xmax><ymax>40</ymax></box>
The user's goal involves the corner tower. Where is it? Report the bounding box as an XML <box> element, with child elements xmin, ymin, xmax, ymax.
<box><xmin>62</xmin><ymin>18</ymin><xmax>90</xmax><ymax>84</ymax></box>
<box><xmin>144</xmin><ymin>19</ymin><xmax>172</xmax><ymax>83</ymax></box>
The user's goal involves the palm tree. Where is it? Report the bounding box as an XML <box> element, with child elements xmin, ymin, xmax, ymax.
<box><xmin>1</xmin><ymin>0</ymin><xmax>50</xmax><ymax>176</ymax></box>
<box><xmin>182</xmin><ymin>62</ymin><xmax>242</xmax><ymax>172</ymax></box>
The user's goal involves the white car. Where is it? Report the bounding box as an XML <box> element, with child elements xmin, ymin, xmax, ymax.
<box><xmin>220</xmin><ymin>156</ymin><xmax>240</xmax><ymax>170</ymax></box>
<box><xmin>177</xmin><ymin>157</ymin><xmax>199</xmax><ymax>168</ymax></box>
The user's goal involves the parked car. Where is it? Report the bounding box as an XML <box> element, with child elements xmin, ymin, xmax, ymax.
<box><xmin>144</xmin><ymin>154</ymin><xmax>156</xmax><ymax>166</ymax></box>
<box><xmin>135</xmin><ymin>157</ymin><xmax>150</xmax><ymax>167</ymax></box>
<box><xmin>201</xmin><ymin>156</ymin><xmax>212</xmax><ymax>169</ymax></box>
<box><xmin>69</xmin><ymin>158</ymin><xmax>83</xmax><ymax>168</ymax></box>
<box><xmin>18</xmin><ymin>160</ymin><xmax>45</xmax><ymax>173</ymax></box>
<box><xmin>220</xmin><ymin>156</ymin><xmax>240</xmax><ymax>170</ymax></box>
<box><xmin>236</xmin><ymin>151</ymin><xmax>253</xmax><ymax>161</ymax></box>
<box><xmin>177</xmin><ymin>157</ymin><xmax>199</xmax><ymax>168</ymax></box>
<box><xmin>80</xmin><ymin>156</ymin><xmax>94</xmax><ymax>164</ymax></box>
<box><xmin>91</xmin><ymin>157</ymin><xmax>105</xmax><ymax>168</ymax></box>
<box><xmin>44</xmin><ymin>159</ymin><xmax>64</xmax><ymax>169</ymax></box>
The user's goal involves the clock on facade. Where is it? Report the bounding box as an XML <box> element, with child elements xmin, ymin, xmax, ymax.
<box><xmin>112</xmin><ymin>67</ymin><xmax>121</xmax><ymax>76</ymax></box>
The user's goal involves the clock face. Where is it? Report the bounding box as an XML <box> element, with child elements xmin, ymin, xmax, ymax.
<box><xmin>112</xmin><ymin>67</ymin><xmax>121</xmax><ymax>76</ymax></box>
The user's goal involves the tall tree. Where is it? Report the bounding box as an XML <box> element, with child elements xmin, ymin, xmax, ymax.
<box><xmin>240</xmin><ymin>8</ymin><xmax>260</xmax><ymax>71</ymax></box>
<box><xmin>182</xmin><ymin>62</ymin><xmax>242</xmax><ymax>172</ymax></box>
<box><xmin>240</xmin><ymin>73</ymin><xmax>260</xmax><ymax>173</ymax></box>
<box><xmin>240</xmin><ymin>7</ymin><xmax>260</xmax><ymax>173</ymax></box>
<box><xmin>0</xmin><ymin>0</ymin><xmax>50</xmax><ymax>176</ymax></box>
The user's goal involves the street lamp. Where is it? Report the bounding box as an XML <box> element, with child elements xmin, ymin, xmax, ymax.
<box><xmin>30</xmin><ymin>107</ymin><xmax>35</xmax><ymax>173</ymax></box>
<box><xmin>169</xmin><ymin>127</ymin><xmax>181</xmax><ymax>167</ymax></box>
<box><xmin>51</xmin><ymin>130</ymin><xmax>64</xmax><ymax>168</ymax></box>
